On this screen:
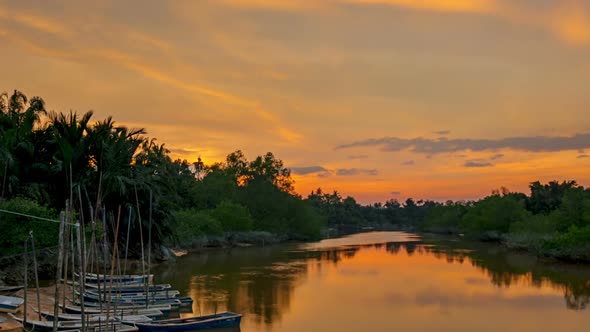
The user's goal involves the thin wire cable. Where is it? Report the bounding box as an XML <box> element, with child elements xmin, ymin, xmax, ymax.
<box><xmin>0</xmin><ymin>208</ymin><xmax>77</xmax><ymax>226</ymax></box>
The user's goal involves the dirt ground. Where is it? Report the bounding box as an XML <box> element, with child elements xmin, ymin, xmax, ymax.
<box><xmin>1</xmin><ymin>286</ymin><xmax>64</xmax><ymax>332</ymax></box>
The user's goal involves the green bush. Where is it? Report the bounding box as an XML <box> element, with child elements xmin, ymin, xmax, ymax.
<box><xmin>172</xmin><ymin>208</ymin><xmax>223</xmax><ymax>245</ymax></box>
<box><xmin>287</xmin><ymin>198</ymin><xmax>324</xmax><ymax>240</ymax></box>
<box><xmin>0</xmin><ymin>197</ymin><xmax>59</xmax><ymax>256</ymax></box>
<box><xmin>542</xmin><ymin>225</ymin><xmax>590</xmax><ymax>260</ymax></box>
<box><xmin>209</xmin><ymin>201</ymin><xmax>254</xmax><ymax>232</ymax></box>
<box><xmin>544</xmin><ymin>225</ymin><xmax>590</xmax><ymax>249</ymax></box>
<box><xmin>460</xmin><ymin>195</ymin><xmax>529</xmax><ymax>235</ymax></box>
<box><xmin>509</xmin><ymin>213</ymin><xmax>559</xmax><ymax>235</ymax></box>
<box><xmin>422</xmin><ymin>203</ymin><xmax>466</xmax><ymax>233</ymax></box>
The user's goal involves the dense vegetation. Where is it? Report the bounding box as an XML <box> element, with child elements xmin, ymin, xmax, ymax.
<box><xmin>1</xmin><ymin>90</ymin><xmax>589</xmax><ymax>261</ymax></box>
<box><xmin>0</xmin><ymin>90</ymin><xmax>324</xmax><ymax>256</ymax></box>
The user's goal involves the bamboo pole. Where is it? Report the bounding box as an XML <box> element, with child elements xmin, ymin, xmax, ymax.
<box><xmin>102</xmin><ymin>206</ymin><xmax>108</xmax><ymax>304</ymax></box>
<box><xmin>93</xmin><ymin>222</ymin><xmax>103</xmax><ymax>312</ymax></box>
<box><xmin>53</xmin><ymin>210</ymin><xmax>66</xmax><ymax>332</ymax></box>
<box><xmin>23</xmin><ymin>236</ymin><xmax>28</xmax><ymax>327</ymax></box>
<box><xmin>105</xmin><ymin>206</ymin><xmax>122</xmax><ymax>326</ymax></box>
<box><xmin>62</xmin><ymin>223</ymin><xmax>70</xmax><ymax>309</ymax></box>
<box><xmin>147</xmin><ymin>189</ymin><xmax>152</xmax><ymax>307</ymax></box>
<box><xmin>78</xmin><ymin>186</ymin><xmax>87</xmax><ymax>293</ymax></box>
<box><xmin>134</xmin><ymin>186</ymin><xmax>147</xmax><ymax>308</ymax></box>
<box><xmin>70</xmin><ymin>227</ymin><xmax>75</xmax><ymax>306</ymax></box>
<box><xmin>75</xmin><ymin>223</ymin><xmax>86</xmax><ymax>330</ymax></box>
<box><xmin>30</xmin><ymin>231</ymin><xmax>41</xmax><ymax>320</ymax></box>
<box><xmin>123</xmin><ymin>206</ymin><xmax>131</xmax><ymax>277</ymax></box>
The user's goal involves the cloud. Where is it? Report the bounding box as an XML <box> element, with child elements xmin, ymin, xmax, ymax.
<box><xmin>168</xmin><ymin>148</ymin><xmax>195</xmax><ymax>155</ymax></box>
<box><xmin>291</xmin><ymin>166</ymin><xmax>329</xmax><ymax>175</ymax></box>
<box><xmin>434</xmin><ymin>130</ymin><xmax>451</xmax><ymax>135</ymax></box>
<box><xmin>490</xmin><ymin>153</ymin><xmax>504</xmax><ymax>160</ymax></box>
<box><xmin>347</xmin><ymin>154</ymin><xmax>369</xmax><ymax>159</ymax></box>
<box><xmin>391</xmin><ymin>191</ymin><xmax>401</xmax><ymax>195</ymax></box>
<box><xmin>464</xmin><ymin>160</ymin><xmax>494</xmax><ymax>168</ymax></box>
<box><xmin>336</xmin><ymin>133</ymin><xmax>590</xmax><ymax>154</ymax></box>
<box><xmin>336</xmin><ymin>168</ymin><xmax>379</xmax><ymax>176</ymax></box>
<box><xmin>214</xmin><ymin>0</ymin><xmax>590</xmax><ymax>47</ymax></box>
<box><xmin>578</xmin><ymin>154</ymin><xmax>589</xmax><ymax>159</ymax></box>
<box><xmin>401</xmin><ymin>160</ymin><xmax>415</xmax><ymax>166</ymax></box>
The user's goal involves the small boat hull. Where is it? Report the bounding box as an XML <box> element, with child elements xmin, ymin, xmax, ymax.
<box><xmin>0</xmin><ymin>286</ymin><xmax>24</xmax><ymax>295</ymax></box>
<box><xmin>8</xmin><ymin>313</ymin><xmax>139</xmax><ymax>332</ymax></box>
<box><xmin>131</xmin><ymin>312</ymin><xmax>242</xmax><ymax>332</ymax></box>
<box><xmin>0</xmin><ymin>295</ymin><xmax>24</xmax><ymax>313</ymax></box>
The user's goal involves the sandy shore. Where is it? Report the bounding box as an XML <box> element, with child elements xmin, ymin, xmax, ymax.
<box><xmin>1</xmin><ymin>286</ymin><xmax>64</xmax><ymax>332</ymax></box>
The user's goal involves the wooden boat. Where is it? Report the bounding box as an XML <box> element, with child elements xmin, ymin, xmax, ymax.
<box><xmin>77</xmin><ymin>273</ymin><xmax>154</xmax><ymax>284</ymax></box>
<box><xmin>0</xmin><ymin>295</ymin><xmax>24</xmax><ymax>313</ymax></box>
<box><xmin>8</xmin><ymin>313</ymin><xmax>138</xmax><ymax>332</ymax></box>
<box><xmin>129</xmin><ymin>312</ymin><xmax>242</xmax><ymax>332</ymax></box>
<box><xmin>86</xmin><ymin>289</ymin><xmax>180</xmax><ymax>298</ymax></box>
<box><xmin>77</xmin><ymin>290</ymin><xmax>192</xmax><ymax>307</ymax></box>
<box><xmin>0</xmin><ymin>285</ymin><xmax>24</xmax><ymax>295</ymax></box>
<box><xmin>60</xmin><ymin>304</ymin><xmax>165</xmax><ymax>317</ymax></box>
<box><xmin>68</xmin><ymin>301</ymin><xmax>174</xmax><ymax>313</ymax></box>
<box><xmin>85</xmin><ymin>283</ymin><xmax>172</xmax><ymax>293</ymax></box>
<box><xmin>38</xmin><ymin>309</ymin><xmax>152</xmax><ymax>323</ymax></box>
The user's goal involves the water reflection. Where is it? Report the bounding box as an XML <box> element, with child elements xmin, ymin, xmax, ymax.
<box><xmin>153</xmin><ymin>232</ymin><xmax>590</xmax><ymax>332</ymax></box>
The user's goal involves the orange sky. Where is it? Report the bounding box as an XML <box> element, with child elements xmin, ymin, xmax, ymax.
<box><xmin>1</xmin><ymin>0</ymin><xmax>590</xmax><ymax>203</ymax></box>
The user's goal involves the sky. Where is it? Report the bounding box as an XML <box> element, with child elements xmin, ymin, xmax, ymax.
<box><xmin>1</xmin><ymin>0</ymin><xmax>590</xmax><ymax>204</ymax></box>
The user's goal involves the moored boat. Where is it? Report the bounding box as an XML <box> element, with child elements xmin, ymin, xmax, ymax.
<box><xmin>0</xmin><ymin>285</ymin><xmax>24</xmax><ymax>295</ymax></box>
<box><xmin>129</xmin><ymin>312</ymin><xmax>242</xmax><ymax>332</ymax></box>
<box><xmin>0</xmin><ymin>295</ymin><xmax>24</xmax><ymax>313</ymax></box>
<box><xmin>60</xmin><ymin>304</ymin><xmax>165</xmax><ymax>317</ymax></box>
<box><xmin>77</xmin><ymin>273</ymin><xmax>154</xmax><ymax>284</ymax></box>
<box><xmin>85</xmin><ymin>283</ymin><xmax>172</xmax><ymax>293</ymax></box>
<box><xmin>77</xmin><ymin>290</ymin><xmax>190</xmax><ymax>307</ymax></box>
<box><xmin>8</xmin><ymin>313</ymin><xmax>138</xmax><ymax>332</ymax></box>
<box><xmin>85</xmin><ymin>289</ymin><xmax>180</xmax><ymax>299</ymax></box>
<box><xmin>38</xmin><ymin>309</ymin><xmax>152</xmax><ymax>323</ymax></box>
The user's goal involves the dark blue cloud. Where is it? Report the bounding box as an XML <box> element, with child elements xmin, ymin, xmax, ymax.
<box><xmin>291</xmin><ymin>166</ymin><xmax>328</xmax><ymax>175</ymax></box>
<box><xmin>336</xmin><ymin>133</ymin><xmax>590</xmax><ymax>154</ymax></box>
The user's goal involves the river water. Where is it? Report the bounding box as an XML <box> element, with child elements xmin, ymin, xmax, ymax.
<box><xmin>152</xmin><ymin>232</ymin><xmax>590</xmax><ymax>331</ymax></box>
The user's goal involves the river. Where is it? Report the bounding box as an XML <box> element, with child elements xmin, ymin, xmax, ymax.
<box><xmin>152</xmin><ymin>232</ymin><xmax>590</xmax><ymax>331</ymax></box>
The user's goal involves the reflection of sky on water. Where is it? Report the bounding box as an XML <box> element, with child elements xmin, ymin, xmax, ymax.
<box><xmin>299</xmin><ymin>231</ymin><xmax>420</xmax><ymax>250</ymax></box>
<box><xmin>154</xmin><ymin>232</ymin><xmax>590</xmax><ymax>332</ymax></box>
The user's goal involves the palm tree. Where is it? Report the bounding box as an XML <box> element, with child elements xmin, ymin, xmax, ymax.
<box><xmin>0</xmin><ymin>90</ymin><xmax>46</xmax><ymax>199</ymax></box>
<box><xmin>48</xmin><ymin>110</ymin><xmax>94</xmax><ymax>205</ymax></box>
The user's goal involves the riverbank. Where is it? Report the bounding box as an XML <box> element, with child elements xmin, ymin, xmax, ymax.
<box><xmin>0</xmin><ymin>231</ymin><xmax>298</xmax><ymax>286</ymax></box>
<box><xmin>0</xmin><ymin>286</ymin><xmax>56</xmax><ymax>332</ymax></box>
<box><xmin>421</xmin><ymin>228</ymin><xmax>590</xmax><ymax>263</ymax></box>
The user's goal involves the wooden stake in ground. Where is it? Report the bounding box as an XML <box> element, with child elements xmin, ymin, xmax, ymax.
<box><xmin>53</xmin><ymin>210</ymin><xmax>66</xmax><ymax>332</ymax></box>
<box><xmin>30</xmin><ymin>231</ymin><xmax>41</xmax><ymax>320</ymax></box>
<box><xmin>105</xmin><ymin>206</ymin><xmax>122</xmax><ymax>326</ymax></box>
<box><xmin>23</xmin><ymin>236</ymin><xmax>28</xmax><ymax>327</ymax></box>
<box><xmin>75</xmin><ymin>223</ymin><xmax>86</xmax><ymax>330</ymax></box>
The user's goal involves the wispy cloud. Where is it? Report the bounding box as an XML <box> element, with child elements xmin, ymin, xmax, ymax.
<box><xmin>291</xmin><ymin>166</ymin><xmax>329</xmax><ymax>175</ymax></box>
<box><xmin>215</xmin><ymin>0</ymin><xmax>590</xmax><ymax>46</ymax></box>
<box><xmin>578</xmin><ymin>154</ymin><xmax>589</xmax><ymax>159</ymax></box>
<box><xmin>336</xmin><ymin>168</ymin><xmax>379</xmax><ymax>176</ymax></box>
<box><xmin>401</xmin><ymin>160</ymin><xmax>415</xmax><ymax>166</ymax></box>
<box><xmin>434</xmin><ymin>130</ymin><xmax>451</xmax><ymax>136</ymax></box>
<box><xmin>336</xmin><ymin>133</ymin><xmax>590</xmax><ymax>154</ymax></box>
<box><xmin>465</xmin><ymin>160</ymin><xmax>494</xmax><ymax>168</ymax></box>
<box><xmin>490</xmin><ymin>153</ymin><xmax>504</xmax><ymax>160</ymax></box>
<box><xmin>348</xmin><ymin>154</ymin><xmax>369</xmax><ymax>159</ymax></box>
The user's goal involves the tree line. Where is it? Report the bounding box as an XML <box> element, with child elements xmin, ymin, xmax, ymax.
<box><xmin>0</xmin><ymin>90</ymin><xmax>324</xmax><ymax>256</ymax></box>
<box><xmin>1</xmin><ymin>90</ymin><xmax>588</xmax><ymax>261</ymax></box>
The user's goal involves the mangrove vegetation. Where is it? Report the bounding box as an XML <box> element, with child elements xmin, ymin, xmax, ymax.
<box><xmin>1</xmin><ymin>90</ymin><xmax>589</xmax><ymax>262</ymax></box>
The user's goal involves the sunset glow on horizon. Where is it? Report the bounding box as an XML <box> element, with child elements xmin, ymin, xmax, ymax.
<box><xmin>2</xmin><ymin>0</ymin><xmax>589</xmax><ymax>203</ymax></box>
